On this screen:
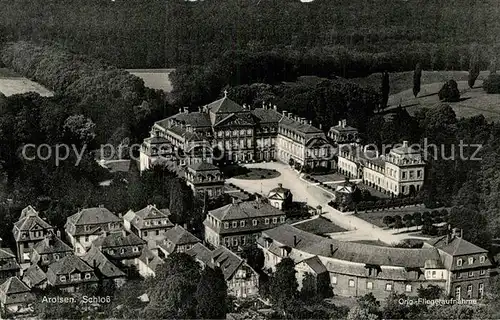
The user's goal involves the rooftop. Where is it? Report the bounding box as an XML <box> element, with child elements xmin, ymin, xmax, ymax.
<box><xmin>188</xmin><ymin>161</ymin><xmax>221</xmax><ymax>172</ymax></box>
<box><xmin>81</xmin><ymin>246</ymin><xmax>126</xmax><ymax>278</ymax></box>
<box><xmin>164</xmin><ymin>225</ymin><xmax>200</xmax><ymax>247</ymax></box>
<box><xmin>93</xmin><ymin>231</ymin><xmax>146</xmax><ymax>249</ymax></box>
<box><xmin>67</xmin><ymin>207</ymin><xmax>121</xmax><ymax>226</ymax></box>
<box><xmin>260</xmin><ymin>224</ymin><xmax>442</xmax><ymax>268</ymax></box>
<box><xmin>33</xmin><ymin>235</ymin><xmax>72</xmax><ymax>255</ymax></box>
<box><xmin>209</xmin><ymin>200</ymin><xmax>284</xmax><ymax>221</ymax></box>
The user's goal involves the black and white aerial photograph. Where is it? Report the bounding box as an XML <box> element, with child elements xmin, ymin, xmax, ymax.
<box><xmin>0</xmin><ymin>0</ymin><xmax>499</xmax><ymax>319</ymax></box>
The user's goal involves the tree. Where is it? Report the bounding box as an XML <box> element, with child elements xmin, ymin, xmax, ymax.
<box><xmin>468</xmin><ymin>54</ymin><xmax>480</xmax><ymax>88</ymax></box>
<box><xmin>347</xmin><ymin>306</ymin><xmax>379</xmax><ymax>320</ymax></box>
<box><xmin>269</xmin><ymin>258</ymin><xmax>298</xmax><ymax>316</ymax></box>
<box><xmin>63</xmin><ymin>114</ymin><xmax>96</xmax><ymax>146</ymax></box>
<box><xmin>382</xmin><ymin>215</ymin><xmax>395</xmax><ymax>228</ymax></box>
<box><xmin>483</xmin><ymin>74</ymin><xmax>500</xmax><ymax>93</ymax></box>
<box><xmin>383</xmin><ymin>292</ymin><xmax>411</xmax><ymax>319</ymax></box>
<box><xmin>448</xmin><ymin>207</ymin><xmax>491</xmax><ymax>249</ymax></box>
<box><xmin>357</xmin><ymin>293</ymin><xmax>381</xmax><ymax>316</ymax></box>
<box><xmin>196</xmin><ymin>267</ymin><xmax>228</xmax><ymax>319</ymax></box>
<box><xmin>417</xmin><ymin>284</ymin><xmax>444</xmax><ymax>300</ymax></box>
<box><xmin>489</xmin><ymin>57</ymin><xmax>497</xmax><ymax>75</ymax></box>
<box><xmin>403</xmin><ymin>213</ymin><xmax>414</xmax><ymax>228</ymax></box>
<box><xmin>380</xmin><ymin>71</ymin><xmax>390</xmax><ymax>110</ymax></box>
<box><xmin>413</xmin><ymin>63</ymin><xmax>422</xmax><ymax>97</ymax></box>
<box><xmin>438</xmin><ymin>79</ymin><xmax>460</xmax><ymax>102</ymax></box>
<box><xmin>241</xmin><ymin>243</ymin><xmax>265</xmax><ymax>272</ymax></box>
<box><xmin>145</xmin><ymin>253</ymin><xmax>201</xmax><ymax>319</ymax></box>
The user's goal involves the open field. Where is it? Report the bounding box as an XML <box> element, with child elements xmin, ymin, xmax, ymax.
<box><xmin>354</xmin><ymin>70</ymin><xmax>500</xmax><ymax>121</ymax></box>
<box><xmin>126</xmin><ymin>69</ymin><xmax>174</xmax><ymax>93</ymax></box>
<box><xmin>0</xmin><ymin>68</ymin><xmax>54</xmax><ymax>97</ymax></box>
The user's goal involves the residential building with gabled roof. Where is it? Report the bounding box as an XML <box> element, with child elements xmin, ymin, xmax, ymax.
<box><xmin>123</xmin><ymin>204</ymin><xmax>174</xmax><ymax>242</ymax></box>
<box><xmin>157</xmin><ymin>225</ymin><xmax>201</xmax><ymax>257</ymax></box>
<box><xmin>185</xmin><ymin>161</ymin><xmax>225</xmax><ymax>198</ymax></box>
<box><xmin>91</xmin><ymin>230</ymin><xmax>146</xmax><ymax>269</ymax></box>
<box><xmin>204</xmin><ymin>199</ymin><xmax>286</xmax><ymax>251</ymax></box>
<box><xmin>12</xmin><ymin>205</ymin><xmax>54</xmax><ymax>264</ymax></box>
<box><xmin>22</xmin><ymin>264</ymin><xmax>47</xmax><ymax>290</ymax></box>
<box><xmin>424</xmin><ymin>229</ymin><xmax>492</xmax><ymax>300</ymax></box>
<box><xmin>0</xmin><ymin>247</ymin><xmax>20</xmax><ymax>282</ymax></box>
<box><xmin>64</xmin><ymin>206</ymin><xmax>122</xmax><ymax>256</ymax></box>
<box><xmin>30</xmin><ymin>233</ymin><xmax>73</xmax><ymax>269</ymax></box>
<box><xmin>136</xmin><ymin>247</ymin><xmax>164</xmax><ymax>278</ymax></box>
<box><xmin>267</xmin><ymin>183</ymin><xmax>293</xmax><ymax>210</ymax></box>
<box><xmin>81</xmin><ymin>246</ymin><xmax>127</xmax><ymax>287</ymax></box>
<box><xmin>46</xmin><ymin>255</ymin><xmax>98</xmax><ymax>293</ymax></box>
<box><xmin>0</xmin><ymin>276</ymin><xmax>35</xmax><ymax>317</ymax></box>
<box><xmin>258</xmin><ymin>224</ymin><xmax>449</xmax><ymax>299</ymax></box>
<box><xmin>187</xmin><ymin>244</ymin><xmax>259</xmax><ymax>298</ymax></box>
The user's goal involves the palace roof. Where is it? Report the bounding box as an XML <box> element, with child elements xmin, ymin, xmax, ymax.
<box><xmin>260</xmin><ymin>224</ymin><xmax>442</xmax><ymax>268</ymax></box>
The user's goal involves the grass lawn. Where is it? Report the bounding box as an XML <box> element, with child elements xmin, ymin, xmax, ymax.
<box><xmin>232</xmin><ymin>168</ymin><xmax>281</xmax><ymax>180</ymax></box>
<box><xmin>310</xmin><ymin>173</ymin><xmax>347</xmax><ymax>183</ymax></box>
<box><xmin>0</xmin><ymin>68</ymin><xmax>54</xmax><ymax>97</ymax></box>
<box><xmin>354</xmin><ymin>70</ymin><xmax>500</xmax><ymax>121</ymax></box>
<box><xmin>126</xmin><ymin>68</ymin><xmax>175</xmax><ymax>93</ymax></box>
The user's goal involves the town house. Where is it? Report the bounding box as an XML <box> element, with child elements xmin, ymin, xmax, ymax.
<box><xmin>46</xmin><ymin>255</ymin><xmax>99</xmax><ymax>293</ymax></box>
<box><xmin>157</xmin><ymin>225</ymin><xmax>201</xmax><ymax>257</ymax></box>
<box><xmin>12</xmin><ymin>206</ymin><xmax>54</xmax><ymax>264</ymax></box>
<box><xmin>91</xmin><ymin>230</ymin><xmax>146</xmax><ymax>270</ymax></box>
<box><xmin>30</xmin><ymin>233</ymin><xmax>73</xmax><ymax>269</ymax></box>
<box><xmin>123</xmin><ymin>204</ymin><xmax>174</xmax><ymax>242</ymax></box>
<box><xmin>0</xmin><ymin>246</ymin><xmax>20</xmax><ymax>282</ymax></box>
<box><xmin>204</xmin><ymin>199</ymin><xmax>286</xmax><ymax>251</ymax></box>
<box><xmin>65</xmin><ymin>207</ymin><xmax>123</xmax><ymax>255</ymax></box>
<box><xmin>0</xmin><ymin>276</ymin><xmax>35</xmax><ymax>318</ymax></box>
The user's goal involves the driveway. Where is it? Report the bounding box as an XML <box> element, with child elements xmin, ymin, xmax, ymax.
<box><xmin>227</xmin><ymin>162</ymin><xmax>421</xmax><ymax>245</ymax></box>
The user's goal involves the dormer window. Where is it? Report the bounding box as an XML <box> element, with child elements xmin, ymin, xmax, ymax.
<box><xmin>240</xmin><ymin>221</ymin><xmax>245</xmax><ymax>227</ymax></box>
<box><xmin>54</xmin><ymin>254</ymin><xmax>60</xmax><ymax>261</ymax></box>
<box><xmin>265</xmin><ymin>218</ymin><xmax>270</xmax><ymax>225</ymax></box>
<box><xmin>457</xmin><ymin>259</ymin><xmax>463</xmax><ymax>266</ymax></box>
<box><xmin>133</xmin><ymin>247</ymin><xmax>139</xmax><ymax>253</ymax></box>
<box><xmin>109</xmin><ymin>249</ymin><xmax>115</xmax><ymax>255</ymax></box>
<box><xmin>468</xmin><ymin>257</ymin><xmax>474</xmax><ymax>265</ymax></box>
<box><xmin>280</xmin><ymin>216</ymin><xmax>285</xmax><ymax>223</ymax></box>
<box><xmin>60</xmin><ymin>275</ymin><xmax>66</xmax><ymax>282</ymax></box>
<box><xmin>71</xmin><ymin>273</ymin><xmax>81</xmax><ymax>281</ymax></box>
<box><xmin>224</xmin><ymin>222</ymin><xmax>229</xmax><ymax>229</ymax></box>
<box><xmin>120</xmin><ymin>248</ymin><xmax>125</xmax><ymax>254</ymax></box>
<box><xmin>480</xmin><ymin>256</ymin><xmax>485</xmax><ymax>263</ymax></box>
<box><xmin>272</xmin><ymin>217</ymin><xmax>278</xmax><ymax>224</ymax></box>
<box><xmin>232</xmin><ymin>221</ymin><xmax>237</xmax><ymax>228</ymax></box>
<box><xmin>145</xmin><ymin>221</ymin><xmax>150</xmax><ymax>226</ymax></box>
<box><xmin>85</xmin><ymin>273</ymin><xmax>91</xmax><ymax>280</ymax></box>
<box><xmin>252</xmin><ymin>219</ymin><xmax>258</xmax><ymax>226</ymax></box>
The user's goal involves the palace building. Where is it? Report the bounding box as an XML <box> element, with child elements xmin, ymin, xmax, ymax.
<box><xmin>337</xmin><ymin>140</ymin><xmax>426</xmax><ymax>196</ymax></box>
<box><xmin>140</xmin><ymin>94</ymin><xmax>334</xmax><ymax>172</ymax></box>
<box><xmin>258</xmin><ymin>224</ymin><xmax>492</xmax><ymax>300</ymax></box>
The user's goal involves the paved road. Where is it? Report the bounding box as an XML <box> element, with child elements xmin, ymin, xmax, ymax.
<box><xmin>228</xmin><ymin>162</ymin><xmax>426</xmax><ymax>245</ymax></box>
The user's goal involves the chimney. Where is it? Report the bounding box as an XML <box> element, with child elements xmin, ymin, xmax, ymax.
<box><xmin>282</xmin><ymin>111</ymin><xmax>287</xmax><ymax>117</ymax></box>
<box><xmin>403</xmin><ymin>141</ymin><xmax>409</xmax><ymax>148</ymax></box>
<box><xmin>273</xmin><ymin>105</ymin><xmax>277</xmax><ymax>111</ymax></box>
<box><xmin>278</xmin><ymin>183</ymin><xmax>283</xmax><ymax>188</ymax></box>
<box><xmin>178</xmin><ymin>108</ymin><xmax>182</xmax><ymax>114</ymax></box>
<box><xmin>330</xmin><ymin>244</ymin><xmax>336</xmax><ymax>255</ymax></box>
<box><xmin>118</xmin><ymin>212</ymin><xmax>123</xmax><ymax>218</ymax></box>
<box><xmin>342</xmin><ymin>119</ymin><xmax>347</xmax><ymax>128</ymax></box>
<box><xmin>183</xmin><ymin>107</ymin><xmax>189</xmax><ymax>114</ymax></box>
<box><xmin>308</xmin><ymin>120</ymin><xmax>312</xmax><ymax>125</ymax></box>
<box><xmin>122</xmin><ymin>230</ymin><xmax>127</xmax><ymax>237</ymax></box>
<box><xmin>98</xmin><ymin>204</ymin><xmax>104</xmax><ymax>208</ymax></box>
<box><xmin>338</xmin><ymin>120</ymin><xmax>342</xmax><ymax>127</ymax></box>
<box><xmin>56</xmin><ymin>230</ymin><xmax>61</xmax><ymax>238</ymax></box>
<box><xmin>319</xmin><ymin>124</ymin><xmax>323</xmax><ymax>130</ymax></box>
<box><xmin>93</xmin><ymin>259</ymin><xmax>97</xmax><ymax>269</ymax></box>
<box><xmin>262</xmin><ymin>101</ymin><xmax>266</xmax><ymax>109</ymax></box>
<box><xmin>198</xmin><ymin>107</ymin><xmax>202</xmax><ymax>113</ymax></box>
<box><xmin>183</xmin><ymin>223</ymin><xmax>187</xmax><ymax>229</ymax></box>
<box><xmin>146</xmin><ymin>257</ymin><xmax>151</xmax><ymax>265</ymax></box>
<box><xmin>293</xmin><ymin>235</ymin><xmax>298</xmax><ymax>247</ymax></box>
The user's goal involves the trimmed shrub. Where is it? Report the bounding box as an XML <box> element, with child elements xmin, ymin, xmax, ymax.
<box><xmin>483</xmin><ymin>74</ymin><xmax>500</xmax><ymax>93</ymax></box>
<box><xmin>438</xmin><ymin>80</ymin><xmax>460</xmax><ymax>102</ymax></box>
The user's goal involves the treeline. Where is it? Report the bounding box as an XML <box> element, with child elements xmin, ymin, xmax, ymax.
<box><xmin>0</xmin><ymin>0</ymin><xmax>499</xmax><ymax>70</ymax></box>
<box><xmin>0</xmin><ymin>41</ymin><xmax>170</xmax><ymax>143</ymax></box>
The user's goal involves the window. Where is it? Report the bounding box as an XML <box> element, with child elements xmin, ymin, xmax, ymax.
<box><xmin>60</xmin><ymin>275</ymin><xmax>66</xmax><ymax>282</ymax></box>
<box><xmin>272</xmin><ymin>217</ymin><xmax>278</xmax><ymax>224</ymax></box>
<box><xmin>331</xmin><ymin>275</ymin><xmax>337</xmax><ymax>285</ymax></box>
<box><xmin>457</xmin><ymin>272</ymin><xmax>462</xmax><ymax>278</ymax></box>
<box><xmin>224</xmin><ymin>222</ymin><xmax>229</xmax><ymax>229</ymax></box>
<box><xmin>85</xmin><ymin>273</ymin><xmax>91</xmax><ymax>280</ymax></box>
<box><xmin>385</xmin><ymin>283</ymin><xmax>392</xmax><ymax>291</ymax></box>
<box><xmin>85</xmin><ymin>236</ymin><xmax>89</xmax><ymax>242</ymax></box>
<box><xmin>366</xmin><ymin>281</ymin><xmax>373</xmax><ymax>290</ymax></box>
<box><xmin>247</xmin><ymin>129</ymin><xmax>252</xmax><ymax>135</ymax></box>
<box><xmin>467</xmin><ymin>285</ymin><xmax>473</xmax><ymax>298</ymax></box>
<box><xmin>54</xmin><ymin>254</ymin><xmax>60</xmax><ymax>261</ymax></box>
<box><xmin>480</xmin><ymin>269</ymin><xmax>486</xmax><ymax>276</ymax></box>
<box><xmin>42</xmin><ymin>255</ymin><xmax>49</xmax><ymax>262</ymax></box>
<box><xmin>240</xmin><ymin>221</ymin><xmax>245</xmax><ymax>227</ymax></box>
<box><xmin>232</xmin><ymin>221</ymin><xmax>237</xmax><ymax>228</ymax></box>
<box><xmin>402</xmin><ymin>171</ymin><xmax>407</xmax><ymax>179</ymax></box>
<box><xmin>280</xmin><ymin>216</ymin><xmax>285</xmax><ymax>223</ymax></box>
<box><xmin>133</xmin><ymin>247</ymin><xmax>139</xmax><ymax>253</ymax></box>
<box><xmin>252</xmin><ymin>219</ymin><xmax>258</xmax><ymax>226</ymax></box>
<box><xmin>405</xmin><ymin>284</ymin><xmax>412</xmax><ymax>292</ymax></box>
<box><xmin>468</xmin><ymin>257</ymin><xmax>474</xmax><ymax>265</ymax></box>
<box><xmin>145</xmin><ymin>221</ymin><xmax>150</xmax><ymax>226</ymax></box>
<box><xmin>480</xmin><ymin>256</ymin><xmax>485</xmax><ymax>263</ymax></box>
<box><xmin>469</xmin><ymin>271</ymin><xmax>474</xmax><ymax>278</ymax></box>
<box><xmin>348</xmin><ymin>279</ymin><xmax>355</xmax><ymax>287</ymax></box>
<box><xmin>455</xmin><ymin>286</ymin><xmax>461</xmax><ymax>299</ymax></box>
<box><xmin>479</xmin><ymin>283</ymin><xmax>484</xmax><ymax>299</ymax></box>
<box><xmin>109</xmin><ymin>249</ymin><xmax>115</xmax><ymax>255</ymax></box>
<box><xmin>120</xmin><ymin>248</ymin><xmax>125</xmax><ymax>254</ymax></box>
<box><xmin>417</xmin><ymin>170</ymin><xmax>422</xmax><ymax>178</ymax></box>
<box><xmin>265</xmin><ymin>218</ymin><xmax>270</xmax><ymax>225</ymax></box>
<box><xmin>144</xmin><ymin>231</ymin><xmax>148</xmax><ymax>237</ymax></box>
<box><xmin>432</xmin><ymin>270</ymin><xmax>436</xmax><ymax>278</ymax></box>
<box><xmin>457</xmin><ymin>259</ymin><xmax>463</xmax><ymax>266</ymax></box>
<box><xmin>71</xmin><ymin>273</ymin><xmax>81</xmax><ymax>281</ymax></box>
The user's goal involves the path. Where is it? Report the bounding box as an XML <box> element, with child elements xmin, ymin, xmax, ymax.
<box><xmin>227</xmin><ymin>162</ymin><xmax>422</xmax><ymax>244</ymax></box>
